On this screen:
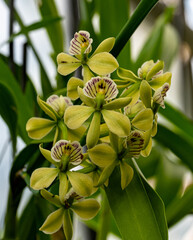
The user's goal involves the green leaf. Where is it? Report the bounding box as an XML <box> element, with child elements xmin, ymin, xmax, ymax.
<box><xmin>0</xmin><ymin>58</ymin><xmax>32</xmax><ymax>143</ymax></box>
<box><xmin>111</xmin><ymin>0</ymin><xmax>159</xmax><ymax>58</ymax></box>
<box><xmin>38</xmin><ymin>0</ymin><xmax>64</xmax><ymax>53</ymax></box>
<box><xmin>6</xmin><ymin>17</ymin><xmax>62</xmax><ymax>44</ymax></box>
<box><xmin>155</xmin><ymin>156</ymin><xmax>184</xmax><ymax>207</ymax></box>
<box><xmin>159</xmin><ymin>102</ymin><xmax>193</xmax><ymax>141</ymax></box>
<box><xmin>155</xmin><ymin>124</ymin><xmax>193</xmax><ymax>172</ymax></box>
<box><xmin>0</xmin><ymin>82</ymin><xmax>17</xmax><ymax>152</ymax></box>
<box><xmin>166</xmin><ymin>185</ymin><xmax>193</xmax><ymax>227</ymax></box>
<box><xmin>105</xmin><ymin>159</ymin><xmax>168</xmax><ymax>240</ymax></box>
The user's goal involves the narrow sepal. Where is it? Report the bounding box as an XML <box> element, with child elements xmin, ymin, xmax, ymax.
<box><xmin>78</xmin><ymin>87</ymin><xmax>95</xmax><ymax>106</ymax></box>
<box><xmin>149</xmin><ymin>72</ymin><xmax>172</xmax><ymax>90</ymax></box>
<box><xmin>87</xmin><ymin>111</ymin><xmax>101</xmax><ymax>149</ymax></box>
<box><xmin>37</xmin><ymin>95</ymin><xmax>59</xmax><ymax>121</ymax></box>
<box><xmin>120</xmin><ymin>161</ymin><xmax>134</xmax><ymax>189</ymax></box>
<box><xmin>30</xmin><ymin>168</ymin><xmax>59</xmax><ymax>190</ymax></box>
<box><xmin>102</xmin><ymin>109</ymin><xmax>131</xmax><ymax>137</ymax></box>
<box><xmin>59</xmin><ymin>172</ymin><xmax>69</xmax><ymax>203</ymax></box>
<box><xmin>67</xmin><ymin>171</ymin><xmax>93</xmax><ymax>197</ymax></box>
<box><xmin>103</xmin><ymin>97</ymin><xmax>132</xmax><ymax>110</ymax></box>
<box><xmin>117</xmin><ymin>67</ymin><xmax>140</xmax><ymax>81</ymax></box>
<box><xmin>40</xmin><ymin>189</ymin><xmax>62</xmax><ymax>208</ymax></box>
<box><xmin>88</xmin><ymin>143</ymin><xmax>117</xmax><ymax>167</ymax></box>
<box><xmin>26</xmin><ymin>117</ymin><xmax>56</xmax><ymax>140</ymax></box>
<box><xmin>39</xmin><ymin>208</ymin><xmax>64</xmax><ymax>234</ymax></box>
<box><xmin>139</xmin><ymin>80</ymin><xmax>152</xmax><ymax>108</ymax></box>
<box><xmin>39</xmin><ymin>144</ymin><xmax>59</xmax><ymax>166</ymax></box>
<box><xmin>96</xmin><ymin>161</ymin><xmax>117</xmax><ymax>187</ymax></box>
<box><xmin>63</xmin><ymin>210</ymin><xmax>73</xmax><ymax>240</ymax></box>
<box><xmin>64</xmin><ymin>106</ymin><xmax>94</xmax><ymax>129</ymax></box>
<box><xmin>87</xmin><ymin>52</ymin><xmax>119</xmax><ymax>75</ymax></box>
<box><xmin>57</xmin><ymin>53</ymin><xmax>81</xmax><ymax>76</ymax></box>
<box><xmin>71</xmin><ymin>199</ymin><xmax>100</xmax><ymax>220</ymax></box>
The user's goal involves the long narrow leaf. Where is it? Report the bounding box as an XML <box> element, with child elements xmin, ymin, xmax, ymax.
<box><xmin>0</xmin><ymin>82</ymin><xmax>17</xmax><ymax>152</ymax></box>
<box><xmin>105</xmin><ymin>158</ymin><xmax>168</xmax><ymax>240</ymax></box>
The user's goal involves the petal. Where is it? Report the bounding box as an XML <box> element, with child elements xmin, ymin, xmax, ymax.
<box><xmin>117</xmin><ymin>67</ymin><xmax>140</xmax><ymax>81</ymax></box>
<box><xmin>132</xmin><ymin>109</ymin><xmax>154</xmax><ymax>131</ymax></box>
<box><xmin>83</xmin><ymin>77</ymin><xmax>118</xmax><ymax>100</ymax></box>
<box><xmin>69</xmin><ymin>30</ymin><xmax>92</xmax><ymax>55</ymax></box>
<box><xmin>26</xmin><ymin>117</ymin><xmax>56</xmax><ymax>140</ymax></box>
<box><xmin>30</xmin><ymin>168</ymin><xmax>59</xmax><ymax>190</ymax></box>
<box><xmin>67</xmin><ymin>77</ymin><xmax>84</xmax><ymax>100</ymax></box>
<box><xmin>139</xmin><ymin>80</ymin><xmax>152</xmax><ymax>108</ymax></box>
<box><xmin>46</xmin><ymin>95</ymin><xmax>72</xmax><ymax>118</ymax></box>
<box><xmin>64</xmin><ymin>106</ymin><xmax>94</xmax><ymax>129</ymax></box>
<box><xmin>102</xmin><ymin>109</ymin><xmax>130</xmax><ymax>137</ymax></box>
<box><xmin>87</xmin><ymin>52</ymin><xmax>119</xmax><ymax>75</ymax></box>
<box><xmin>149</xmin><ymin>72</ymin><xmax>172</xmax><ymax>90</ymax></box>
<box><xmin>39</xmin><ymin>144</ymin><xmax>59</xmax><ymax>166</ymax></box>
<box><xmin>88</xmin><ymin>143</ymin><xmax>117</xmax><ymax>167</ymax></box>
<box><xmin>78</xmin><ymin>87</ymin><xmax>95</xmax><ymax>107</ymax></box>
<box><xmin>153</xmin><ymin>83</ymin><xmax>170</xmax><ymax>108</ymax></box>
<box><xmin>40</xmin><ymin>189</ymin><xmax>62</xmax><ymax>207</ymax></box>
<box><xmin>37</xmin><ymin>95</ymin><xmax>59</xmax><ymax>121</ymax></box>
<box><xmin>71</xmin><ymin>199</ymin><xmax>100</xmax><ymax>220</ymax></box>
<box><xmin>121</xmin><ymin>83</ymin><xmax>140</xmax><ymax>105</ymax></box>
<box><xmin>63</xmin><ymin>210</ymin><xmax>73</xmax><ymax>240</ymax></box>
<box><xmin>86</xmin><ymin>111</ymin><xmax>101</xmax><ymax>149</ymax></box>
<box><xmin>120</xmin><ymin>161</ymin><xmax>134</xmax><ymax>190</ymax></box>
<box><xmin>59</xmin><ymin>172</ymin><xmax>69</xmax><ymax>203</ymax></box>
<box><xmin>57</xmin><ymin>53</ymin><xmax>81</xmax><ymax>76</ymax></box>
<box><xmin>103</xmin><ymin>97</ymin><xmax>132</xmax><ymax>110</ymax></box>
<box><xmin>39</xmin><ymin>208</ymin><xmax>64</xmax><ymax>234</ymax></box>
<box><xmin>92</xmin><ymin>37</ymin><xmax>115</xmax><ymax>56</ymax></box>
<box><xmin>67</xmin><ymin>171</ymin><xmax>93</xmax><ymax>197</ymax></box>
<box><xmin>82</xmin><ymin>65</ymin><xmax>94</xmax><ymax>84</ymax></box>
<box><xmin>51</xmin><ymin>140</ymin><xmax>68</xmax><ymax>162</ymax></box>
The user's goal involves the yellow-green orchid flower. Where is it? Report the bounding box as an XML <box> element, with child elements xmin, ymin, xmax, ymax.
<box><xmin>64</xmin><ymin>76</ymin><xmax>131</xmax><ymax>149</ymax></box>
<box><xmin>39</xmin><ymin>189</ymin><xmax>100</xmax><ymax>240</ymax></box>
<box><xmin>57</xmin><ymin>30</ymin><xmax>119</xmax><ymax>78</ymax></box>
<box><xmin>30</xmin><ymin>140</ymin><xmax>93</xmax><ymax>200</ymax></box>
<box><xmin>115</xmin><ymin>60</ymin><xmax>172</xmax><ymax>105</ymax></box>
<box><xmin>26</xmin><ymin>95</ymin><xmax>85</xmax><ymax>143</ymax></box>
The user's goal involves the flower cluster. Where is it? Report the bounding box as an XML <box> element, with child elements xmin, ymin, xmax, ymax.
<box><xmin>26</xmin><ymin>30</ymin><xmax>172</xmax><ymax>239</ymax></box>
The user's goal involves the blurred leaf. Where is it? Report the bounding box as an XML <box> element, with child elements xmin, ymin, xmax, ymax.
<box><xmin>40</xmin><ymin>66</ymin><xmax>53</xmax><ymax>98</ymax></box>
<box><xmin>134</xmin><ymin>8</ymin><xmax>174</xmax><ymax>71</ymax></box>
<box><xmin>0</xmin><ymin>82</ymin><xmax>17</xmax><ymax>152</ymax></box>
<box><xmin>159</xmin><ymin>102</ymin><xmax>193</xmax><ymax>141</ymax></box>
<box><xmin>18</xmin><ymin>195</ymin><xmax>51</xmax><ymax>240</ymax></box>
<box><xmin>0</xmin><ymin>58</ymin><xmax>32</xmax><ymax>143</ymax></box>
<box><xmin>105</xmin><ymin>159</ymin><xmax>168</xmax><ymax>240</ymax></box>
<box><xmin>6</xmin><ymin>17</ymin><xmax>62</xmax><ymax>44</ymax></box>
<box><xmin>39</xmin><ymin>0</ymin><xmax>64</xmax><ymax>54</ymax></box>
<box><xmin>155</xmin><ymin>156</ymin><xmax>184</xmax><ymax>207</ymax></box>
<box><xmin>166</xmin><ymin>184</ymin><xmax>193</xmax><ymax>227</ymax></box>
<box><xmin>97</xmin><ymin>0</ymin><xmax>131</xmax><ymax>67</ymax></box>
<box><xmin>155</xmin><ymin>124</ymin><xmax>193</xmax><ymax>172</ymax></box>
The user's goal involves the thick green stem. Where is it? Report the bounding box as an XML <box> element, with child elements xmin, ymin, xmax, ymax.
<box><xmin>111</xmin><ymin>0</ymin><xmax>159</xmax><ymax>58</ymax></box>
<box><xmin>96</xmin><ymin>189</ymin><xmax>110</xmax><ymax>240</ymax></box>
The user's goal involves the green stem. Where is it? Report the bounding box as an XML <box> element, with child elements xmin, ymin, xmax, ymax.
<box><xmin>96</xmin><ymin>189</ymin><xmax>110</xmax><ymax>240</ymax></box>
<box><xmin>3</xmin><ymin>189</ymin><xmax>22</xmax><ymax>240</ymax></box>
<box><xmin>111</xmin><ymin>0</ymin><xmax>159</xmax><ymax>58</ymax></box>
